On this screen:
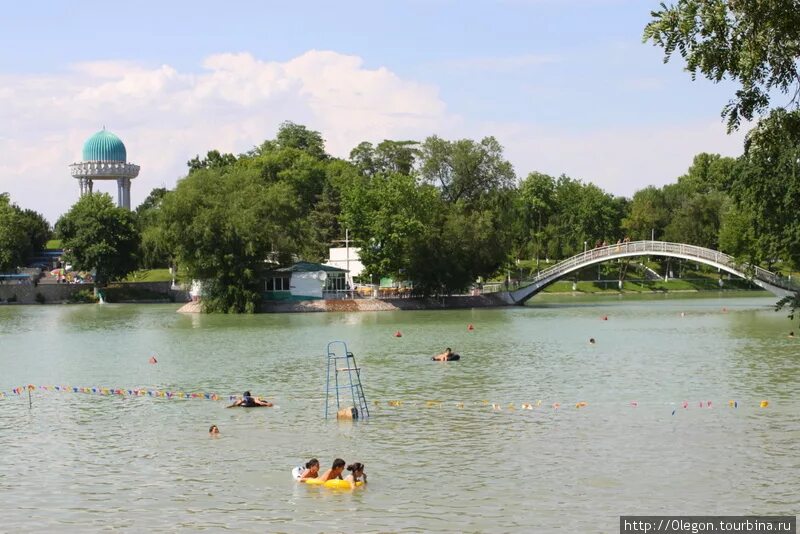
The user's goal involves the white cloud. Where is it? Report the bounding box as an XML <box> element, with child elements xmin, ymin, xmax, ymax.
<box><xmin>0</xmin><ymin>50</ymin><xmax>450</xmax><ymax>222</ymax></box>
<box><xmin>0</xmin><ymin>49</ymin><xmax>747</xmax><ymax>225</ymax></box>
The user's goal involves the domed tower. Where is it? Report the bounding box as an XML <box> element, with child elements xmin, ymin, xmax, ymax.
<box><xmin>69</xmin><ymin>128</ymin><xmax>140</xmax><ymax>209</ymax></box>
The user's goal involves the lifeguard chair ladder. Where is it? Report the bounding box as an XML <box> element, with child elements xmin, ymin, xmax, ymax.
<box><xmin>324</xmin><ymin>341</ymin><xmax>369</xmax><ymax>420</ymax></box>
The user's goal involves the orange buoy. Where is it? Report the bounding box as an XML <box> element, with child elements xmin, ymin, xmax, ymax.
<box><xmin>394</xmin><ymin>331</ymin><xmax>402</xmax><ymax>338</ymax></box>
<box><xmin>467</xmin><ymin>323</ymin><xmax>474</xmax><ymax>331</ymax></box>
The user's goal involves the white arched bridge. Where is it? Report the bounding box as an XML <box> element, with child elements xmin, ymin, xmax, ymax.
<box><xmin>500</xmin><ymin>240</ymin><xmax>799</xmax><ymax>305</ymax></box>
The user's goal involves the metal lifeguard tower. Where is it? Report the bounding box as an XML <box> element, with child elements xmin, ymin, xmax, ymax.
<box><xmin>324</xmin><ymin>341</ymin><xmax>369</xmax><ymax>420</ymax></box>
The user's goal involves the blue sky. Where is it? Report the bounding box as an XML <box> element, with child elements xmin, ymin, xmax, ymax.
<box><xmin>0</xmin><ymin>0</ymin><xmax>746</xmax><ymax>221</ymax></box>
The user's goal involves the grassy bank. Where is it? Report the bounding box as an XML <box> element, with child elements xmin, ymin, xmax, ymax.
<box><xmin>538</xmin><ymin>278</ymin><xmax>763</xmax><ymax>294</ymax></box>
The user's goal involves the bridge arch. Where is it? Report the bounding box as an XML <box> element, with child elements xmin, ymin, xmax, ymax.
<box><xmin>503</xmin><ymin>241</ymin><xmax>798</xmax><ymax>305</ymax></box>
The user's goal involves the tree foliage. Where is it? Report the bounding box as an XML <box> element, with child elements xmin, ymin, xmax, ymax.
<box><xmin>56</xmin><ymin>193</ymin><xmax>139</xmax><ymax>285</ymax></box>
<box><xmin>161</xmin><ymin>122</ymin><xmax>344</xmax><ymax>312</ymax></box>
<box><xmin>135</xmin><ymin>188</ymin><xmax>172</xmax><ymax>269</ymax></box>
<box><xmin>419</xmin><ymin>136</ymin><xmax>516</xmax><ymax>205</ymax></box>
<box><xmin>340</xmin><ymin>135</ymin><xmax>518</xmax><ymax>295</ymax></box>
<box><xmin>187</xmin><ymin>150</ymin><xmax>237</xmax><ymax>172</ymax></box>
<box><xmin>733</xmin><ymin>109</ymin><xmax>800</xmax><ymax>268</ymax></box>
<box><xmin>644</xmin><ymin>0</ymin><xmax>800</xmax><ymax>131</ymax></box>
<box><xmin>0</xmin><ymin>194</ymin><xmax>51</xmax><ymax>272</ymax></box>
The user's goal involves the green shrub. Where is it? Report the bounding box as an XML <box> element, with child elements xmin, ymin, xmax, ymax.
<box><xmin>104</xmin><ymin>284</ymin><xmax>171</xmax><ymax>302</ymax></box>
<box><xmin>68</xmin><ymin>289</ymin><xmax>98</xmax><ymax>304</ymax></box>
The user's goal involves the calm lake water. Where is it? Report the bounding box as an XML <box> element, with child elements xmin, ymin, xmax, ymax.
<box><xmin>1</xmin><ymin>294</ymin><xmax>798</xmax><ymax>533</ymax></box>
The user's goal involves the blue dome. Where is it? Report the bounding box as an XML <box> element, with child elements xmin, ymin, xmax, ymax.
<box><xmin>82</xmin><ymin>129</ymin><xmax>127</xmax><ymax>162</ymax></box>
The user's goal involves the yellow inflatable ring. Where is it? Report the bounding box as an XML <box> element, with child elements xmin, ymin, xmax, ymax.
<box><xmin>304</xmin><ymin>478</ymin><xmax>363</xmax><ymax>489</ymax></box>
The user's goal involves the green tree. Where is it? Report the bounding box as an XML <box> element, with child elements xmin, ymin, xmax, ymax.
<box><xmin>664</xmin><ymin>190</ymin><xmax>727</xmax><ymax>248</ymax></box>
<box><xmin>56</xmin><ymin>193</ymin><xmax>140</xmax><ymax>285</ymax></box>
<box><xmin>419</xmin><ymin>136</ymin><xmax>516</xmax><ymax>205</ymax></box>
<box><xmin>162</xmin><ymin>163</ymin><xmax>302</xmax><ymax>313</ymax></box>
<box><xmin>622</xmin><ymin>186</ymin><xmax>669</xmax><ymax>240</ymax></box>
<box><xmin>341</xmin><ymin>172</ymin><xmax>439</xmax><ymax>284</ymax></box>
<box><xmin>350</xmin><ymin>140</ymin><xmax>420</xmax><ymax>177</ymax></box>
<box><xmin>0</xmin><ymin>195</ymin><xmax>51</xmax><ymax>272</ymax></box>
<box><xmin>516</xmin><ymin>172</ymin><xmax>556</xmax><ymax>262</ymax></box>
<box><xmin>254</xmin><ymin>121</ymin><xmax>328</xmax><ymax>160</ymax></box>
<box><xmin>0</xmin><ymin>194</ymin><xmax>29</xmax><ymax>272</ymax></box>
<box><xmin>733</xmin><ymin>109</ymin><xmax>800</xmax><ymax>268</ymax></box>
<box><xmin>718</xmin><ymin>198</ymin><xmax>756</xmax><ymax>257</ymax></box>
<box><xmin>134</xmin><ymin>188</ymin><xmax>173</xmax><ymax>269</ymax></box>
<box><xmin>677</xmin><ymin>153</ymin><xmax>737</xmax><ymax>194</ymax></box>
<box><xmin>187</xmin><ymin>150</ymin><xmax>237</xmax><ymax>172</ymax></box>
<box><xmin>644</xmin><ymin>0</ymin><xmax>800</xmax><ymax>131</ymax></box>
<box><xmin>544</xmin><ymin>176</ymin><xmax>625</xmax><ymax>258</ymax></box>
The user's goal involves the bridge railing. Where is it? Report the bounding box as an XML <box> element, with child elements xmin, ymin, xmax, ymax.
<box><xmin>518</xmin><ymin>241</ymin><xmax>799</xmax><ymax>292</ymax></box>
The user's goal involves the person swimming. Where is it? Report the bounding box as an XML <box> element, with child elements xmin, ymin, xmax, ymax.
<box><xmin>297</xmin><ymin>458</ymin><xmax>320</xmax><ymax>482</ymax></box>
<box><xmin>589</xmin><ymin>338</ymin><xmax>596</xmax><ymax>344</ymax></box>
<box><xmin>344</xmin><ymin>462</ymin><xmax>367</xmax><ymax>488</ymax></box>
<box><xmin>209</xmin><ymin>424</ymin><xmax>220</xmax><ymax>435</ymax></box>
<box><xmin>433</xmin><ymin>348</ymin><xmax>459</xmax><ymax>361</ymax></box>
<box><xmin>227</xmin><ymin>390</ymin><xmax>273</xmax><ymax>408</ymax></box>
<box><xmin>318</xmin><ymin>458</ymin><xmax>346</xmax><ymax>482</ymax></box>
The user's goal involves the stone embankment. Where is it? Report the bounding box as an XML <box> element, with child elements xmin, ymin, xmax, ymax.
<box><xmin>176</xmin><ymin>293</ymin><xmax>510</xmax><ymax>314</ymax></box>
<box><xmin>0</xmin><ymin>283</ymin><xmax>89</xmax><ymax>304</ymax></box>
<box><xmin>0</xmin><ymin>281</ymin><xmax>191</xmax><ymax>305</ymax></box>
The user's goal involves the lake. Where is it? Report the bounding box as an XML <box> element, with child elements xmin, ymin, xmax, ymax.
<box><xmin>1</xmin><ymin>294</ymin><xmax>798</xmax><ymax>532</ymax></box>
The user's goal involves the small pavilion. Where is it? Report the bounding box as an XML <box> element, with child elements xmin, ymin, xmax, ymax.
<box><xmin>263</xmin><ymin>262</ymin><xmax>349</xmax><ymax>300</ymax></box>
<box><xmin>69</xmin><ymin>128</ymin><xmax>140</xmax><ymax>209</ymax></box>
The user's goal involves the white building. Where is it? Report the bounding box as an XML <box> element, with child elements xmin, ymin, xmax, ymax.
<box><xmin>325</xmin><ymin>247</ymin><xmax>364</xmax><ymax>280</ymax></box>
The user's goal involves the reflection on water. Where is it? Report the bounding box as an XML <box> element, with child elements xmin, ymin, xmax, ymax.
<box><xmin>0</xmin><ymin>296</ymin><xmax>798</xmax><ymax>532</ymax></box>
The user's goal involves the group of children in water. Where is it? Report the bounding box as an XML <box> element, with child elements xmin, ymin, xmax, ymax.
<box><xmin>295</xmin><ymin>458</ymin><xmax>367</xmax><ymax>489</ymax></box>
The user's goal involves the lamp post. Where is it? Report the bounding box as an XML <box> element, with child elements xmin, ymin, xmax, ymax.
<box><xmin>583</xmin><ymin>241</ymin><xmax>587</xmax><ymax>253</ymax></box>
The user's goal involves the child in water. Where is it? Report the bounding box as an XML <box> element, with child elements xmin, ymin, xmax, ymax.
<box><xmin>298</xmin><ymin>458</ymin><xmax>320</xmax><ymax>482</ymax></box>
<box><xmin>318</xmin><ymin>458</ymin><xmax>346</xmax><ymax>482</ymax></box>
<box><xmin>344</xmin><ymin>462</ymin><xmax>367</xmax><ymax>488</ymax></box>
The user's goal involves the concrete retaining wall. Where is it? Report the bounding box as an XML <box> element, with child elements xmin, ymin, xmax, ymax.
<box><xmin>258</xmin><ymin>293</ymin><xmax>510</xmax><ymax>313</ymax></box>
<box><xmin>0</xmin><ymin>281</ymin><xmax>191</xmax><ymax>305</ymax></box>
<box><xmin>0</xmin><ymin>283</ymin><xmax>92</xmax><ymax>304</ymax></box>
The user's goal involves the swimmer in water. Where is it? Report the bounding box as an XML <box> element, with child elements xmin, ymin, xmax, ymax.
<box><xmin>209</xmin><ymin>424</ymin><xmax>220</xmax><ymax>435</ymax></box>
<box><xmin>298</xmin><ymin>458</ymin><xmax>320</xmax><ymax>482</ymax></box>
<box><xmin>227</xmin><ymin>390</ymin><xmax>273</xmax><ymax>408</ymax></box>
<box><xmin>589</xmin><ymin>338</ymin><xmax>596</xmax><ymax>344</ymax></box>
<box><xmin>318</xmin><ymin>458</ymin><xmax>346</xmax><ymax>482</ymax></box>
<box><xmin>344</xmin><ymin>462</ymin><xmax>367</xmax><ymax>488</ymax></box>
<box><xmin>433</xmin><ymin>348</ymin><xmax>453</xmax><ymax>361</ymax></box>
<box><xmin>790</xmin><ymin>331</ymin><xmax>795</xmax><ymax>338</ymax></box>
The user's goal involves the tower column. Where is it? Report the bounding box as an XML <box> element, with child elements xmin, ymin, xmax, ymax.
<box><xmin>116</xmin><ymin>178</ymin><xmax>124</xmax><ymax>208</ymax></box>
<box><xmin>79</xmin><ymin>177</ymin><xmax>94</xmax><ymax>196</ymax></box>
<box><xmin>123</xmin><ymin>178</ymin><xmax>131</xmax><ymax>210</ymax></box>
<box><xmin>116</xmin><ymin>177</ymin><xmax>131</xmax><ymax>209</ymax></box>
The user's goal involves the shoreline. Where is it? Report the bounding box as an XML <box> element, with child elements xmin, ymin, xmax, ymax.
<box><xmin>176</xmin><ymin>288</ymin><xmax>770</xmax><ymax>313</ymax></box>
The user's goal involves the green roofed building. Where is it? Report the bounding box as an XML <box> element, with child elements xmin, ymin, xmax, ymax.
<box><xmin>263</xmin><ymin>262</ymin><xmax>349</xmax><ymax>300</ymax></box>
<box><xmin>69</xmin><ymin>128</ymin><xmax>140</xmax><ymax>209</ymax></box>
